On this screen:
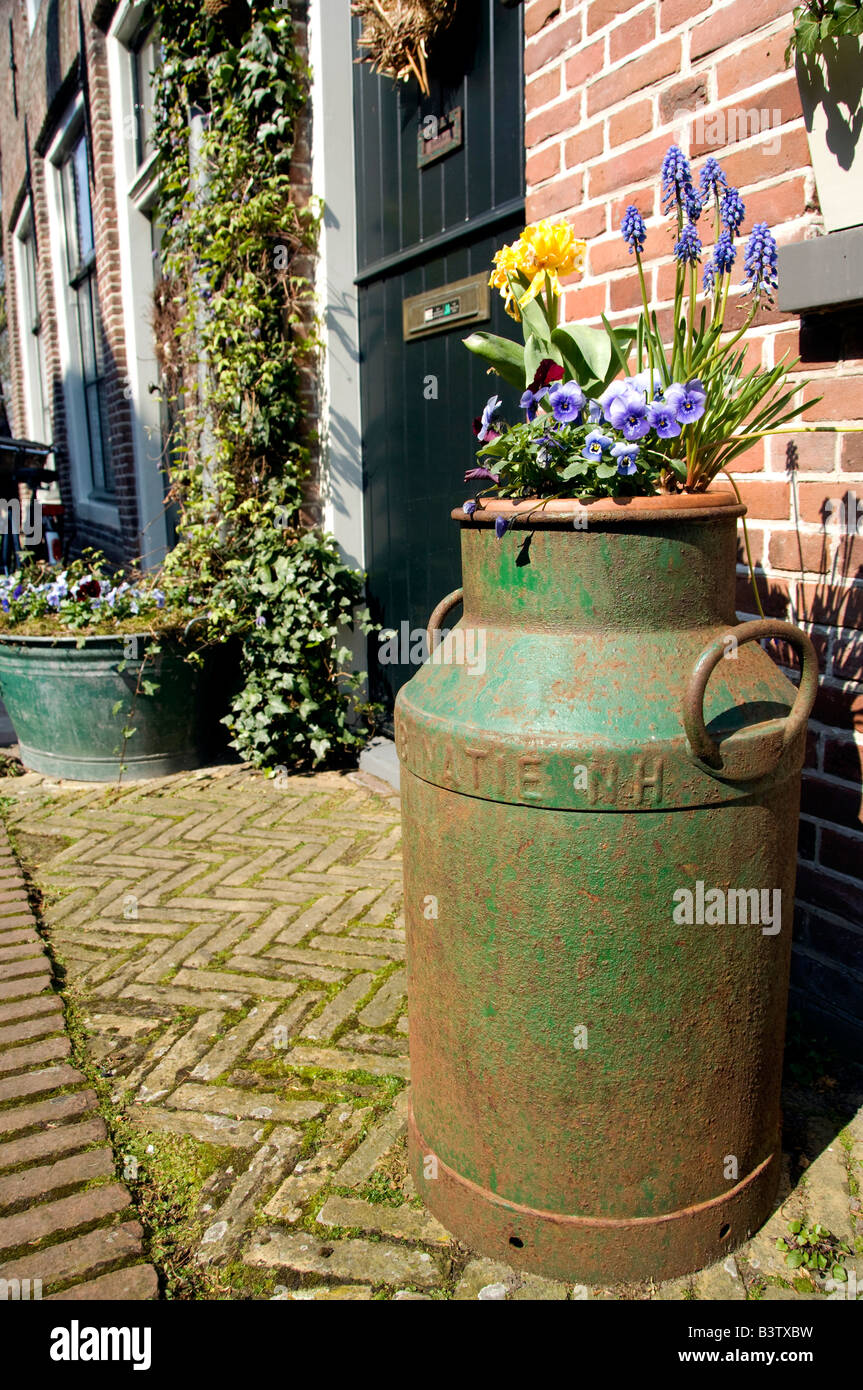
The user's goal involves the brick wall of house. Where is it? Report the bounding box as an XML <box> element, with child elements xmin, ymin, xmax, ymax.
<box><xmin>0</xmin><ymin>0</ymin><xmax>140</xmax><ymax>564</ymax></box>
<box><xmin>287</xmin><ymin>0</ymin><xmax>323</xmax><ymax>528</ymax></box>
<box><xmin>524</xmin><ymin>0</ymin><xmax>863</xmax><ymax>1045</ymax></box>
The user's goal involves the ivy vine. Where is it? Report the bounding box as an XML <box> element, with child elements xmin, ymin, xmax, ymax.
<box><xmin>151</xmin><ymin>1</ymin><xmax>375</xmax><ymax>770</ymax></box>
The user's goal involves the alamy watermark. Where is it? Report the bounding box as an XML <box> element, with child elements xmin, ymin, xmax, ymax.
<box><xmin>690</xmin><ymin>101</ymin><xmax>783</xmax><ymax>157</ymax></box>
<box><xmin>0</xmin><ymin>1277</ymin><xmax>42</xmax><ymax>1300</ymax></box>
<box><xmin>378</xmin><ymin>622</ymin><xmax>486</xmax><ymax>675</ymax></box>
<box><xmin>672</xmin><ymin>881</ymin><xmax>781</xmax><ymax>935</ymax></box>
<box><xmin>0</xmin><ymin>498</ymin><xmax>44</xmax><ymax>545</ymax></box>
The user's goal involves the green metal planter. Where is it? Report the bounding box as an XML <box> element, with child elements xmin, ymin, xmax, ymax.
<box><xmin>395</xmin><ymin>489</ymin><xmax>818</xmax><ymax>1285</ymax></box>
<box><xmin>0</xmin><ymin>632</ymin><xmax>217</xmax><ymax>781</ymax></box>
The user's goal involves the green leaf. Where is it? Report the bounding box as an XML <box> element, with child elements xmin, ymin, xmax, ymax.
<box><xmin>463</xmin><ymin>332</ymin><xmax>526</xmax><ymax>389</ymax></box>
<box><xmin>111</xmin><ymin>701</ymin><xmax>124</xmax><ymax>717</ymax></box>
<box><xmin>789</xmin><ymin>1220</ymin><xmax>803</xmax><ymax>1234</ymax></box>
<box><xmin>786</xmin><ymin>1251</ymin><xmax>804</xmax><ymax>1269</ymax></box>
<box><xmin>524</xmin><ymin>331</ymin><xmax>562</xmax><ymax>385</ymax></box>
<box><xmin>517</xmin><ymin>286</ymin><xmax>554</xmax><ymax>348</ymax></box>
<box><xmin>561</xmin><ymin>460</ymin><xmax>589</xmax><ymax>481</ymax></box>
<box><xmin>832</xmin><ymin>1264</ymin><xmax>848</xmax><ymax>1281</ymax></box>
<box><xmin>552</xmin><ymin>324</ymin><xmax>612</xmax><ymax>383</ymax></box>
<box><xmin>601</xmin><ymin>314</ymin><xmax>635</xmax><ymax>378</ymax></box>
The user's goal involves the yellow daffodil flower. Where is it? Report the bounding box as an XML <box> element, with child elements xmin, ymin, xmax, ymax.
<box><xmin>489</xmin><ymin>220</ymin><xmax>586</xmax><ymax>319</ymax></box>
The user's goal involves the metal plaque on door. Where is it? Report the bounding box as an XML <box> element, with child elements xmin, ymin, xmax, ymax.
<box><xmin>402</xmin><ymin>273</ymin><xmax>491</xmax><ymax>340</ymax></box>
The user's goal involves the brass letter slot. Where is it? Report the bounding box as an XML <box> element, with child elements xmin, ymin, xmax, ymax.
<box><xmin>402</xmin><ymin>273</ymin><xmax>491</xmax><ymax>341</ymax></box>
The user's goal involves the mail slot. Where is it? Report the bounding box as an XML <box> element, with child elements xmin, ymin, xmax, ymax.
<box><xmin>402</xmin><ymin>274</ymin><xmax>491</xmax><ymax>341</ymax></box>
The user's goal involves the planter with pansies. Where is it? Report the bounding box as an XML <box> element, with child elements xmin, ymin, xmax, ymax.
<box><xmin>393</xmin><ymin>148</ymin><xmax>844</xmax><ymax>1284</ymax></box>
<box><xmin>0</xmin><ymin>554</ymin><xmax>226</xmax><ymax>781</ymax></box>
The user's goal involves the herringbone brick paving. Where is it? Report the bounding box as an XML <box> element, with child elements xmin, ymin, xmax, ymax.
<box><xmin>1</xmin><ymin>762</ymin><xmax>861</xmax><ymax>1301</ymax></box>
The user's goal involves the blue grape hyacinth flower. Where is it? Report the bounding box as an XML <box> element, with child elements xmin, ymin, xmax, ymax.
<box><xmin>674</xmin><ymin>221</ymin><xmax>702</xmax><ymax>265</ymax></box>
<box><xmin>699</xmin><ymin>157</ymin><xmax>727</xmax><ymax>202</ymax></box>
<box><xmin>661</xmin><ymin>145</ymin><xmax>693</xmax><ymax>213</ymax></box>
<box><xmin>743</xmin><ymin>222</ymin><xmax>779</xmax><ymax>300</ymax></box>
<box><xmin>721</xmin><ymin>187</ymin><xmax>746</xmax><ymax>234</ymax></box>
<box><xmin>621</xmin><ymin>205</ymin><xmax>647</xmax><ymax>255</ymax></box>
<box><xmin>702</xmin><ymin>229</ymin><xmax>737</xmax><ymax>292</ymax></box>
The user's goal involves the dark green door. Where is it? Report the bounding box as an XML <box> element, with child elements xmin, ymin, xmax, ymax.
<box><xmin>354</xmin><ymin>0</ymin><xmax>525</xmax><ymax>711</ymax></box>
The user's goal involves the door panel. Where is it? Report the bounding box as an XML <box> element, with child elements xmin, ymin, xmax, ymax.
<box><xmin>354</xmin><ymin>0</ymin><xmax>524</xmax><ymax>710</ymax></box>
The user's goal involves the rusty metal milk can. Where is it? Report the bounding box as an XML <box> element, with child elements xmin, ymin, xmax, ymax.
<box><xmin>394</xmin><ymin>489</ymin><xmax>818</xmax><ymax>1285</ymax></box>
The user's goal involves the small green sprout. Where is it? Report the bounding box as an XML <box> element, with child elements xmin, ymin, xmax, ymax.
<box><xmin>776</xmin><ymin>1220</ymin><xmax>851</xmax><ymax>1281</ymax></box>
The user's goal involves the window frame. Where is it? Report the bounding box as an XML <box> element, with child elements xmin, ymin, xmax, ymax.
<box><xmin>105</xmin><ymin>0</ymin><xmax>170</xmax><ymax>565</ymax></box>
<box><xmin>45</xmin><ymin>96</ymin><xmax>120</xmax><ymax>528</ymax></box>
<box><xmin>56</xmin><ymin>124</ymin><xmax>113</xmax><ymax>498</ymax></box>
<box><xmin>12</xmin><ymin>204</ymin><xmax>52</xmax><ymax>444</ymax></box>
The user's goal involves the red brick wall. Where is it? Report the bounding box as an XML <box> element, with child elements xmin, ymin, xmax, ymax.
<box><xmin>0</xmin><ymin>0</ymin><xmax>140</xmax><ymax>564</ymax></box>
<box><xmin>524</xmin><ymin>0</ymin><xmax>863</xmax><ymax>1044</ymax></box>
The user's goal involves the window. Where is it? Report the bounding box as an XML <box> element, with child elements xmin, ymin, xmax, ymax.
<box><xmin>130</xmin><ymin>24</ymin><xmax>161</xmax><ymax>170</ymax></box>
<box><xmin>58</xmin><ymin>129</ymin><xmax>113</xmax><ymax>495</ymax></box>
<box><xmin>14</xmin><ymin>210</ymin><xmax>52</xmax><ymax>443</ymax></box>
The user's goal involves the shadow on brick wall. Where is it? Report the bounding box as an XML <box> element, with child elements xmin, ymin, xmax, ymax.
<box><xmin>735</xmin><ymin>486</ymin><xmax>863</xmax><ymax>1057</ymax></box>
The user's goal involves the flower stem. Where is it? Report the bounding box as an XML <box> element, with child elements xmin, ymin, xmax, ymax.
<box><xmin>635</xmin><ymin>251</ymin><xmax>654</xmax><ymax>393</ymax></box>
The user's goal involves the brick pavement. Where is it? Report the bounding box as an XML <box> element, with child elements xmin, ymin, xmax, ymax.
<box><xmin>0</xmin><ymin>821</ymin><xmax>157</xmax><ymax>1301</ymax></box>
<box><xmin>0</xmin><ymin>762</ymin><xmax>860</xmax><ymax>1301</ymax></box>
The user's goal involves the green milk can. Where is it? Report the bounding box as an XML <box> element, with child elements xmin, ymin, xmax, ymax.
<box><xmin>394</xmin><ymin>488</ymin><xmax>818</xmax><ymax>1285</ymax></box>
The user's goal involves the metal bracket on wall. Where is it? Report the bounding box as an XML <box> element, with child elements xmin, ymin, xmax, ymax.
<box><xmin>777</xmin><ymin>227</ymin><xmax>863</xmax><ymax>313</ymax></box>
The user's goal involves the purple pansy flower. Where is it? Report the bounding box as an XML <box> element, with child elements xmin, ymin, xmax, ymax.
<box><xmin>631</xmin><ymin>369</ymin><xmax>664</xmax><ymax>401</ymax></box>
<box><xmin>520</xmin><ymin>360</ymin><xmax>565</xmax><ymax>421</ymax></box>
<box><xmin>520</xmin><ymin>388</ymin><xmax>539</xmax><ymax>421</ymax></box>
<box><xmin>611</xmin><ymin>442</ymin><xmax>639</xmax><ymax>475</ymax></box>
<box><xmin>599</xmin><ymin>379</ymin><xmax>629</xmax><ymax>421</ymax></box>
<box><xmin>582</xmin><ymin>430</ymin><xmax>613</xmax><ymax>460</ymax></box>
<box><xmin>587</xmin><ymin>399</ymin><xmax>603</xmax><ymax>424</ymax></box>
<box><xmin>647</xmin><ymin>402</ymin><xmax>682</xmax><ymax>438</ymax></box>
<box><xmin>494</xmin><ymin>516</ymin><xmax>509</xmax><ymax>539</ymax></box>
<box><xmin>607</xmin><ymin>387</ymin><xmax>651</xmax><ymax>441</ymax></box>
<box><xmin>550</xmin><ymin>381</ymin><xmax>585</xmax><ymax>424</ymax></box>
<box><xmin>665</xmin><ymin>379</ymin><xmax>707</xmax><ymax>424</ymax></box>
<box><xmin>474</xmin><ymin>394</ymin><xmax>503</xmax><ymax>442</ymax></box>
<box><xmin>465</xmin><ymin>466</ymin><xmax>501</xmax><ymax>483</ymax></box>
<box><xmin>463</xmin><ymin>500</ymin><xmax>477</xmax><ymax>516</ymax></box>
<box><xmin>529</xmin><ymin>359</ymin><xmax>565</xmax><ymax>393</ymax></box>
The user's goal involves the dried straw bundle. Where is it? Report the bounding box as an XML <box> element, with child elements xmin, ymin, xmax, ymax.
<box><xmin>352</xmin><ymin>0</ymin><xmax>457</xmax><ymax>96</ymax></box>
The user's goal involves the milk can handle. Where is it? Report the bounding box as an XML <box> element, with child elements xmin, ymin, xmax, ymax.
<box><xmin>683</xmin><ymin>619</ymin><xmax>819</xmax><ymax>777</ymax></box>
<box><xmin>426</xmin><ymin>588</ymin><xmax>464</xmax><ymax>655</ymax></box>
